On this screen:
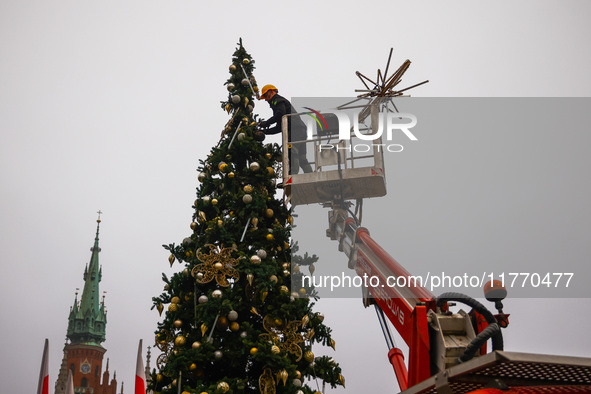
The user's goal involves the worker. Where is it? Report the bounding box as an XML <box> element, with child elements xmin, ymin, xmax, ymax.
<box><xmin>258</xmin><ymin>84</ymin><xmax>312</xmax><ymax>174</ymax></box>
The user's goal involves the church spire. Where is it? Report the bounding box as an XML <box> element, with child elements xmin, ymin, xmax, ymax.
<box><xmin>66</xmin><ymin>212</ymin><xmax>107</xmax><ymax>345</ymax></box>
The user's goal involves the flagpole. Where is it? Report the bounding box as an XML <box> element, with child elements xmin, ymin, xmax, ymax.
<box><xmin>37</xmin><ymin>338</ymin><xmax>49</xmax><ymax>394</ymax></box>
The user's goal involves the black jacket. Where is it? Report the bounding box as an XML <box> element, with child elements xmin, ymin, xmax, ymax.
<box><xmin>264</xmin><ymin>94</ymin><xmax>306</xmax><ymax>141</ymax></box>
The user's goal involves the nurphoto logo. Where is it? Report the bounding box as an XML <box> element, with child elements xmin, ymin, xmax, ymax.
<box><xmin>304</xmin><ymin>107</ymin><xmax>418</xmax><ymax>153</ymax></box>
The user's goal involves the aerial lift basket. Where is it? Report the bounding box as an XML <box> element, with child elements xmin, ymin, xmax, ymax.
<box><xmin>282</xmin><ymin>105</ymin><xmax>387</xmax><ymax>206</ymax></box>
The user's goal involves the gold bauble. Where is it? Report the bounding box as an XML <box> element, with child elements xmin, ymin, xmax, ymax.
<box><xmin>269</xmin><ymin>275</ymin><xmax>278</xmax><ymax>284</ymax></box>
<box><xmin>172</xmin><ymin>379</ymin><xmax>177</xmax><ymax>386</ymax></box>
<box><xmin>267</xmin><ymin>167</ymin><xmax>274</xmax><ymax>175</ymax></box>
<box><xmin>168</xmin><ymin>254</ymin><xmax>175</xmax><ymax>266</ymax></box>
<box><xmin>242</xmin><ymin>116</ymin><xmax>249</xmax><ymax>123</ymax></box>
<box><xmin>243</xmin><ymin>184</ymin><xmax>254</xmax><ymax>193</ymax></box>
<box><xmin>265</xmin><ymin>208</ymin><xmax>274</xmax><ymax>218</ymax></box>
<box><xmin>219</xmin><ymin>162</ymin><xmax>228</xmax><ymax>172</ymax></box>
<box><xmin>282</xmin><ymin>262</ymin><xmax>289</xmax><ymax>269</ymax></box>
<box><xmin>247</xmin><ymin>273</ymin><xmax>254</xmax><ymax>285</ymax></box>
<box><xmin>266</xmin><ymin>233</ymin><xmax>274</xmax><ymax>241</ymax></box>
<box><xmin>230</xmin><ymin>322</ymin><xmax>240</xmax><ymax>331</ymax></box>
<box><xmin>295</xmin><ymin>370</ymin><xmax>302</xmax><ymax>379</ymax></box>
<box><xmin>214</xmin><ymin>262</ymin><xmax>223</xmax><ymax>270</ymax></box>
<box><xmin>329</xmin><ymin>338</ymin><xmax>336</xmax><ymax>350</ymax></box>
<box><xmin>266</xmin><ymin>153</ymin><xmax>272</xmax><ymax>159</ymax></box>
<box><xmin>156</xmin><ymin>373</ymin><xmax>163</xmax><ymax>382</ymax></box>
<box><xmin>274</xmin><ymin>318</ymin><xmax>283</xmax><ymax>326</ymax></box>
<box><xmin>271</xmin><ymin>345</ymin><xmax>280</xmax><ymax>354</ymax></box>
<box><xmin>192</xmin><ymin>341</ymin><xmax>201</xmax><ymax>349</ymax></box>
<box><xmin>190</xmin><ymin>222</ymin><xmax>197</xmax><ymax>230</ymax></box>
<box><xmin>174</xmin><ymin>336</ymin><xmax>186</xmax><ymax>347</ymax></box>
<box><xmin>157</xmin><ymin>303</ymin><xmax>163</xmax><ymax>316</ymax></box>
<box><xmin>250</xmin><ymin>347</ymin><xmax>258</xmax><ymax>356</ymax></box>
<box><xmin>280</xmin><ymin>285</ymin><xmax>289</xmax><ymax>294</ymax></box>
<box><xmin>242</xmin><ymin>58</ymin><xmax>250</xmax><ymax>64</ymax></box>
<box><xmin>277</xmin><ymin>369</ymin><xmax>288</xmax><ymax>385</ymax></box>
<box><xmin>211</xmin><ymin>198</ymin><xmax>218</xmax><ymax>205</ymax></box>
<box><xmin>217</xmin><ymin>382</ymin><xmax>230</xmax><ymax>393</ymax></box>
<box><xmin>229</xmin><ymin>64</ymin><xmax>237</xmax><ymax>72</ymax></box>
<box><xmin>168</xmin><ymin>303</ymin><xmax>178</xmax><ymax>312</ymax></box>
<box><xmin>261</xmin><ymin>291</ymin><xmax>268</xmax><ymax>302</ymax></box>
<box><xmin>228</xmin><ymin>171</ymin><xmax>235</xmax><ymax>178</ymax></box>
<box><xmin>304</xmin><ymin>350</ymin><xmax>315</xmax><ymax>363</ymax></box>
<box><xmin>189</xmin><ymin>363</ymin><xmax>197</xmax><ymax>371</ymax></box>
<box><xmin>174</xmin><ymin>319</ymin><xmax>182</xmax><ymax>328</ymax></box>
<box><xmin>299</xmin><ymin>288</ymin><xmax>307</xmax><ymax>296</ymax></box>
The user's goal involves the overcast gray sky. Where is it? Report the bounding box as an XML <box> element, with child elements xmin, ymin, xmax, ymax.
<box><xmin>1</xmin><ymin>1</ymin><xmax>590</xmax><ymax>393</ymax></box>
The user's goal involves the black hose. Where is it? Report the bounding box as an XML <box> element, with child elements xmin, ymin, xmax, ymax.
<box><xmin>459</xmin><ymin>323</ymin><xmax>501</xmax><ymax>362</ymax></box>
<box><xmin>436</xmin><ymin>292</ymin><xmax>504</xmax><ymax>351</ymax></box>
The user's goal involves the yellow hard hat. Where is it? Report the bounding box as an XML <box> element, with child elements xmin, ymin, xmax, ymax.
<box><xmin>260</xmin><ymin>84</ymin><xmax>277</xmax><ymax>98</ymax></box>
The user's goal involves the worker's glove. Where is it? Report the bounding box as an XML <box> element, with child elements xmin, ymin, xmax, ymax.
<box><xmin>258</xmin><ymin>120</ymin><xmax>268</xmax><ymax>128</ymax></box>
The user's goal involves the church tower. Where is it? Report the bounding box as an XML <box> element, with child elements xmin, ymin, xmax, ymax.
<box><xmin>55</xmin><ymin>214</ymin><xmax>118</xmax><ymax>394</ymax></box>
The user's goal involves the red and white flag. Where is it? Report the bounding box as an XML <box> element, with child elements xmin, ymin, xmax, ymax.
<box><xmin>37</xmin><ymin>338</ymin><xmax>49</xmax><ymax>394</ymax></box>
<box><xmin>65</xmin><ymin>369</ymin><xmax>74</xmax><ymax>394</ymax></box>
<box><xmin>36</xmin><ymin>338</ymin><xmax>49</xmax><ymax>394</ymax></box>
<box><xmin>135</xmin><ymin>339</ymin><xmax>146</xmax><ymax>394</ymax></box>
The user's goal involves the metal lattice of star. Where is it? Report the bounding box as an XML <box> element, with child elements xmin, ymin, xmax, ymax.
<box><xmin>339</xmin><ymin>48</ymin><xmax>429</xmax><ymax>123</ymax></box>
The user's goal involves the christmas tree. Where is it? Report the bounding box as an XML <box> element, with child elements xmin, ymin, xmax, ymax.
<box><xmin>150</xmin><ymin>39</ymin><xmax>344</xmax><ymax>394</ymax></box>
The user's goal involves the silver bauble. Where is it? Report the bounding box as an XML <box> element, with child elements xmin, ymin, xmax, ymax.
<box><xmin>212</xmin><ymin>289</ymin><xmax>222</xmax><ymax>298</ymax></box>
<box><xmin>317</xmin><ymin>312</ymin><xmax>325</xmax><ymax>322</ymax></box>
<box><xmin>241</xmin><ymin>78</ymin><xmax>249</xmax><ymax>86</ymax></box>
<box><xmin>242</xmin><ymin>194</ymin><xmax>252</xmax><ymax>204</ymax></box>
<box><xmin>293</xmin><ymin>379</ymin><xmax>302</xmax><ymax>387</ymax></box>
<box><xmin>227</xmin><ymin>83</ymin><xmax>235</xmax><ymax>91</ymax></box>
<box><xmin>257</xmin><ymin>249</ymin><xmax>267</xmax><ymax>259</ymax></box>
<box><xmin>198</xmin><ymin>172</ymin><xmax>207</xmax><ymax>182</ymax></box>
<box><xmin>237</xmin><ymin>132</ymin><xmax>245</xmax><ymax>141</ymax></box>
<box><xmin>249</xmin><ymin>162</ymin><xmax>260</xmax><ymax>171</ymax></box>
<box><xmin>229</xmin><ymin>64</ymin><xmax>237</xmax><ymax>72</ymax></box>
<box><xmin>250</xmin><ymin>255</ymin><xmax>261</xmax><ymax>264</ymax></box>
<box><xmin>240</xmin><ymin>331</ymin><xmax>247</xmax><ymax>339</ymax></box>
<box><xmin>231</xmin><ymin>95</ymin><xmax>240</xmax><ymax>104</ymax></box>
<box><xmin>198</xmin><ymin>295</ymin><xmax>208</xmax><ymax>304</ymax></box>
<box><xmin>214</xmin><ymin>350</ymin><xmax>223</xmax><ymax>360</ymax></box>
<box><xmin>228</xmin><ymin>310</ymin><xmax>238</xmax><ymax>321</ymax></box>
